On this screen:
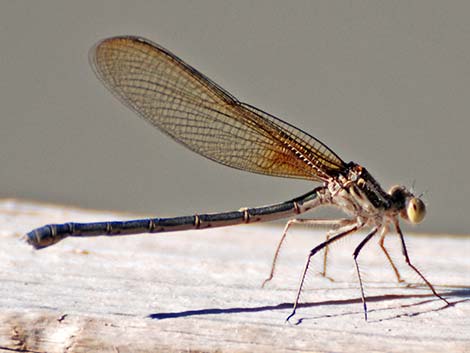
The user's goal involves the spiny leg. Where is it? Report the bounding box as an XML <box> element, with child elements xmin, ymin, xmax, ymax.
<box><xmin>262</xmin><ymin>218</ymin><xmax>353</xmax><ymax>288</ymax></box>
<box><xmin>321</xmin><ymin>229</ymin><xmax>334</xmax><ymax>279</ymax></box>
<box><xmin>352</xmin><ymin>227</ymin><xmax>379</xmax><ymax>321</ymax></box>
<box><xmin>286</xmin><ymin>223</ymin><xmax>360</xmax><ymax>322</ymax></box>
<box><xmin>394</xmin><ymin>221</ymin><xmax>449</xmax><ymax>305</ymax></box>
<box><xmin>378</xmin><ymin>226</ymin><xmax>405</xmax><ymax>283</ymax></box>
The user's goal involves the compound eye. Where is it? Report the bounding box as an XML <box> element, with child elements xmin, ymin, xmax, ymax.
<box><xmin>407</xmin><ymin>197</ymin><xmax>426</xmax><ymax>224</ymax></box>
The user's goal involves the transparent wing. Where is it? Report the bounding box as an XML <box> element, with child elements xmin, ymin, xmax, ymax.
<box><xmin>90</xmin><ymin>36</ymin><xmax>346</xmax><ymax>181</ymax></box>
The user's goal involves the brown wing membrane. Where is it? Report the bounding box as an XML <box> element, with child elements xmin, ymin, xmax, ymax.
<box><xmin>90</xmin><ymin>36</ymin><xmax>346</xmax><ymax>181</ymax></box>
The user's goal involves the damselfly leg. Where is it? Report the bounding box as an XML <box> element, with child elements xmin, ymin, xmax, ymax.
<box><xmin>395</xmin><ymin>221</ymin><xmax>450</xmax><ymax>306</ymax></box>
<box><xmin>262</xmin><ymin>218</ymin><xmax>354</xmax><ymax>288</ymax></box>
<box><xmin>352</xmin><ymin>227</ymin><xmax>379</xmax><ymax>321</ymax></box>
<box><xmin>286</xmin><ymin>222</ymin><xmax>361</xmax><ymax>322</ymax></box>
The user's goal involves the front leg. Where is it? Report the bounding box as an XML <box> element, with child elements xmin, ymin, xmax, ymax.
<box><xmin>394</xmin><ymin>221</ymin><xmax>449</xmax><ymax>306</ymax></box>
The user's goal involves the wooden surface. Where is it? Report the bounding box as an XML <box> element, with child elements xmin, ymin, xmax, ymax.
<box><xmin>0</xmin><ymin>199</ymin><xmax>469</xmax><ymax>353</ymax></box>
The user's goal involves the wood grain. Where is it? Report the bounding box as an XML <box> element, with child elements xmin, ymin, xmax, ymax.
<box><xmin>0</xmin><ymin>199</ymin><xmax>468</xmax><ymax>353</ymax></box>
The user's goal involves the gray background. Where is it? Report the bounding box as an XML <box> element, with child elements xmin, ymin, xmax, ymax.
<box><xmin>1</xmin><ymin>1</ymin><xmax>468</xmax><ymax>234</ymax></box>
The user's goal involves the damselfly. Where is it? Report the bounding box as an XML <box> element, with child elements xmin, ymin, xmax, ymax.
<box><xmin>25</xmin><ymin>36</ymin><xmax>449</xmax><ymax>320</ymax></box>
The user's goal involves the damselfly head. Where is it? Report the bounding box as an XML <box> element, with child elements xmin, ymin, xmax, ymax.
<box><xmin>406</xmin><ymin>197</ymin><xmax>426</xmax><ymax>223</ymax></box>
<box><xmin>388</xmin><ymin>185</ymin><xmax>426</xmax><ymax>224</ymax></box>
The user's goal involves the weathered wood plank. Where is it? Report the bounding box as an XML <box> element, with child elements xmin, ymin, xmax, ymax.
<box><xmin>0</xmin><ymin>199</ymin><xmax>469</xmax><ymax>353</ymax></box>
